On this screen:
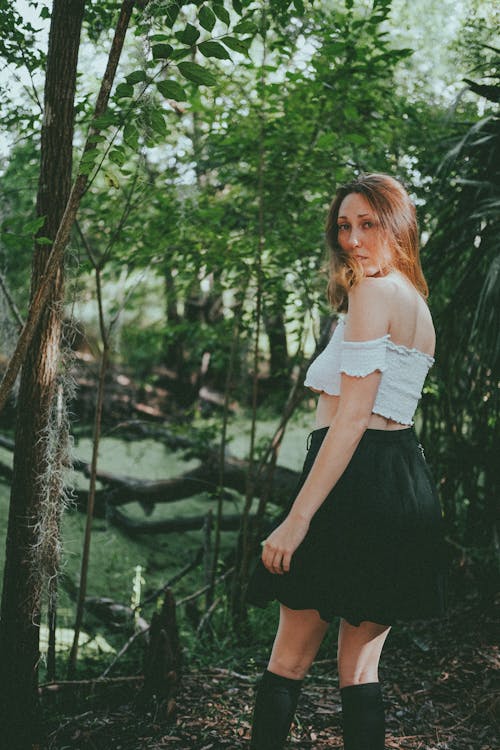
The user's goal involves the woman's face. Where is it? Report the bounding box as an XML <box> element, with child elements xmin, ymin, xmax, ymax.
<box><xmin>336</xmin><ymin>192</ymin><xmax>393</xmax><ymax>277</ymax></box>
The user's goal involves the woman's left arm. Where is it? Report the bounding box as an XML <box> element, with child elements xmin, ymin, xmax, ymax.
<box><xmin>261</xmin><ymin>278</ymin><xmax>391</xmax><ymax>575</ymax></box>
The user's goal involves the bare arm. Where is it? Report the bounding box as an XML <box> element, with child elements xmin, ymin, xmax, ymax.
<box><xmin>261</xmin><ymin>278</ymin><xmax>391</xmax><ymax>575</ymax></box>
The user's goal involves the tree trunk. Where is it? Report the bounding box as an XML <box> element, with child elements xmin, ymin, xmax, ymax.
<box><xmin>264</xmin><ymin>308</ymin><xmax>289</xmax><ymax>387</ymax></box>
<box><xmin>163</xmin><ymin>264</ymin><xmax>185</xmax><ymax>374</ymax></box>
<box><xmin>0</xmin><ymin>2</ymin><xmax>85</xmax><ymax>746</ymax></box>
<box><xmin>139</xmin><ymin>589</ymin><xmax>182</xmax><ymax>718</ymax></box>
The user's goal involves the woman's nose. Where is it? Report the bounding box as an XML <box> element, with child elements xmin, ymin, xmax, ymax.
<box><xmin>350</xmin><ymin>232</ymin><xmax>360</xmax><ymax>248</ymax></box>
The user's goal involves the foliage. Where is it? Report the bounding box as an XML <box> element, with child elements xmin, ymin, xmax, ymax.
<box><xmin>420</xmin><ymin>56</ymin><xmax>499</xmax><ymax>589</ymax></box>
<box><xmin>0</xmin><ymin>140</ymin><xmax>41</xmax><ymax>312</ymax></box>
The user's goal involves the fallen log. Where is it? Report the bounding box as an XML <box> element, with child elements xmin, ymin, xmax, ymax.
<box><xmin>102</xmin><ymin>458</ymin><xmax>298</xmax><ymax>507</ymax></box>
<box><xmin>107</xmin><ymin>506</ymin><xmax>253</xmax><ymax>535</ymax></box>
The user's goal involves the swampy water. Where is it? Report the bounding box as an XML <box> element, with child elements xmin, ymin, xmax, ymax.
<box><xmin>0</xmin><ymin>410</ymin><xmax>314</xmax><ymax>661</ymax></box>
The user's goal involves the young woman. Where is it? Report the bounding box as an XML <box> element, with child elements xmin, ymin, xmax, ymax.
<box><xmin>245</xmin><ymin>173</ymin><xmax>448</xmax><ymax>749</ymax></box>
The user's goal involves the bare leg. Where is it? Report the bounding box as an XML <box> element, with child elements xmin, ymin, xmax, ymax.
<box><xmin>268</xmin><ymin>603</ymin><xmax>330</xmax><ymax>679</ymax></box>
<box><xmin>250</xmin><ymin>604</ymin><xmax>329</xmax><ymax>749</ymax></box>
<box><xmin>337</xmin><ymin>617</ymin><xmax>391</xmax><ymax>688</ymax></box>
<box><xmin>337</xmin><ymin>618</ymin><xmax>391</xmax><ymax>749</ymax></box>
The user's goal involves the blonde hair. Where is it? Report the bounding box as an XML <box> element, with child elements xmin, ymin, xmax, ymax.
<box><xmin>325</xmin><ymin>173</ymin><xmax>429</xmax><ymax>312</ymax></box>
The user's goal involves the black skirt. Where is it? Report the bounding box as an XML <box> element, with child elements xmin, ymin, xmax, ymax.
<box><xmin>246</xmin><ymin>425</ymin><xmax>449</xmax><ymax>627</ymax></box>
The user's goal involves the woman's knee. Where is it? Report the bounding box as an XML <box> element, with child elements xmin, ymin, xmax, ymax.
<box><xmin>267</xmin><ymin>655</ymin><xmax>311</xmax><ymax>680</ymax></box>
<box><xmin>267</xmin><ymin>605</ymin><xmax>329</xmax><ymax>680</ymax></box>
<box><xmin>337</xmin><ymin>618</ymin><xmax>391</xmax><ymax>688</ymax></box>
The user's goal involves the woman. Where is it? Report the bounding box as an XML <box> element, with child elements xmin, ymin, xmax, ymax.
<box><xmin>245</xmin><ymin>173</ymin><xmax>448</xmax><ymax>749</ymax></box>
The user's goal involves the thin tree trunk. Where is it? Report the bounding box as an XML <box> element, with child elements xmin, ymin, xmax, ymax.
<box><xmin>208</xmin><ymin>296</ymin><xmax>245</xmax><ymax>607</ymax></box>
<box><xmin>0</xmin><ymin>2</ymin><xmax>85</xmax><ymax>746</ymax></box>
<box><xmin>163</xmin><ymin>264</ymin><xmax>185</xmax><ymax>373</ymax></box>
<box><xmin>264</xmin><ymin>309</ymin><xmax>288</xmax><ymax>385</ymax></box>
<box><xmin>67</xmin><ymin>265</ymin><xmax>109</xmax><ymax>678</ymax></box>
<box><xmin>231</xmin><ymin>7</ymin><xmax>267</xmax><ymax>636</ymax></box>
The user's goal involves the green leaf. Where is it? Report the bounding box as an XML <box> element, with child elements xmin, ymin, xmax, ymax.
<box><xmin>222</xmin><ymin>36</ymin><xmax>251</xmax><ymax>54</ymax></box>
<box><xmin>2</xmin><ymin>233</ymin><xmax>22</xmax><ymax>250</ymax></box>
<box><xmin>233</xmin><ymin>20</ymin><xmax>258</xmax><ymax>34</ymax></box>
<box><xmin>199</xmin><ymin>5</ymin><xmax>216</xmax><ymax>32</ymax></box>
<box><xmin>93</xmin><ymin>112</ymin><xmax>117</xmax><ymax>129</ymax></box>
<box><xmin>170</xmin><ymin>47</ymin><xmax>193</xmax><ymax>61</ymax></box>
<box><xmin>198</xmin><ymin>41</ymin><xmax>232</xmax><ymax>60</ymax></box>
<box><xmin>348</xmin><ymin>133</ymin><xmax>367</xmax><ymax>145</ymax></box>
<box><xmin>88</xmin><ymin>134</ymin><xmax>107</xmax><ymax>148</ymax></box>
<box><xmin>152</xmin><ymin>43</ymin><xmax>173</xmax><ymax>60</ymax></box>
<box><xmin>176</xmin><ymin>23</ymin><xmax>200</xmax><ymax>46</ymax></box>
<box><xmin>109</xmin><ymin>147</ymin><xmax>126</xmax><ymax>167</ymax></box>
<box><xmin>165</xmin><ymin>3</ymin><xmax>180</xmax><ymax>27</ymax></box>
<box><xmin>126</xmin><ymin>69</ymin><xmax>147</xmax><ymax>85</ymax></box>
<box><xmin>149</xmin><ymin>109</ymin><xmax>167</xmax><ymax>136</ymax></box>
<box><xmin>213</xmin><ymin>4</ymin><xmax>230</xmax><ymax>26</ymax></box>
<box><xmin>123</xmin><ymin>122</ymin><xmax>139</xmax><ymax>149</ymax></box>
<box><xmin>156</xmin><ymin>79</ymin><xmax>187</xmax><ymax>101</ymax></box>
<box><xmin>344</xmin><ymin>104</ymin><xmax>358</xmax><ymax>120</ymax></box>
<box><xmin>115</xmin><ymin>82</ymin><xmax>134</xmax><ymax>99</ymax></box>
<box><xmin>24</xmin><ymin>215</ymin><xmax>46</xmax><ymax>234</ymax></box>
<box><xmin>40</xmin><ymin>6</ymin><xmax>51</xmax><ymax>19</ymax></box>
<box><xmin>78</xmin><ymin>149</ymin><xmax>99</xmax><ymax>176</ymax></box>
<box><xmin>232</xmin><ymin>0</ymin><xmax>243</xmax><ymax>14</ymax></box>
<box><xmin>80</xmin><ymin>147</ymin><xmax>99</xmax><ymax>166</ymax></box>
<box><xmin>177</xmin><ymin>61</ymin><xmax>217</xmax><ymax>86</ymax></box>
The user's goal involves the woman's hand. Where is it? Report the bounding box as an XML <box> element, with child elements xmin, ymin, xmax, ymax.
<box><xmin>261</xmin><ymin>515</ymin><xmax>310</xmax><ymax>575</ymax></box>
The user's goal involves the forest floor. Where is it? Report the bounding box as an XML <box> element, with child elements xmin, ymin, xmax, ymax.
<box><xmin>44</xmin><ymin>587</ymin><xmax>499</xmax><ymax>750</ymax></box>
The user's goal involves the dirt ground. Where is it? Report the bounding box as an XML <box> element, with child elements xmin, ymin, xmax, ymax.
<box><xmin>45</xmin><ymin>588</ymin><xmax>499</xmax><ymax>749</ymax></box>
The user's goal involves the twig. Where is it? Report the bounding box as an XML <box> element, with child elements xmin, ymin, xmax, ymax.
<box><xmin>39</xmin><ymin>675</ymin><xmax>144</xmax><ymax>691</ymax></box>
<box><xmin>210</xmin><ymin>667</ymin><xmax>253</xmax><ymax>683</ymax></box>
<box><xmin>0</xmin><ymin>272</ymin><xmax>24</xmax><ymax>329</ymax></box>
<box><xmin>100</xmin><ymin>625</ymin><xmax>151</xmax><ymax>679</ymax></box>
<box><xmin>138</xmin><ymin>546</ymin><xmax>204</xmax><ymax>609</ymax></box>
<box><xmin>196</xmin><ymin>596</ymin><xmax>221</xmax><ymax>635</ymax></box>
<box><xmin>177</xmin><ymin>566</ymin><xmax>235</xmax><ymax>606</ymax></box>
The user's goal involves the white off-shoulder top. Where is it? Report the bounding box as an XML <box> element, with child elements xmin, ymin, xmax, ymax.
<box><xmin>304</xmin><ymin>316</ymin><xmax>435</xmax><ymax>426</ymax></box>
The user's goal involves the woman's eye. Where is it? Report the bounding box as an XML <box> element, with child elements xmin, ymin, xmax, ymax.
<box><xmin>338</xmin><ymin>224</ymin><xmax>349</xmax><ymax>231</ymax></box>
<box><xmin>363</xmin><ymin>221</ymin><xmax>373</xmax><ymax>229</ymax></box>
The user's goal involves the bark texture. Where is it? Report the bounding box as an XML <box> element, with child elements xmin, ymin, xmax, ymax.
<box><xmin>0</xmin><ymin>2</ymin><xmax>85</xmax><ymax>745</ymax></box>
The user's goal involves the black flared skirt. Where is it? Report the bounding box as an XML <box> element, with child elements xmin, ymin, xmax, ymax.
<box><xmin>246</xmin><ymin>425</ymin><xmax>449</xmax><ymax>627</ymax></box>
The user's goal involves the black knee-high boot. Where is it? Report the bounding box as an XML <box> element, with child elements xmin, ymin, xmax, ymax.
<box><xmin>340</xmin><ymin>682</ymin><xmax>385</xmax><ymax>750</ymax></box>
<box><xmin>249</xmin><ymin>669</ymin><xmax>304</xmax><ymax>750</ymax></box>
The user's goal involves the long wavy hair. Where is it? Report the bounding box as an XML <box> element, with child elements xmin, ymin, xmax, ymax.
<box><xmin>325</xmin><ymin>173</ymin><xmax>429</xmax><ymax>312</ymax></box>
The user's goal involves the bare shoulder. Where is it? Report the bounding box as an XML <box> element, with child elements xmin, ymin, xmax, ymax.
<box><xmin>347</xmin><ymin>276</ymin><xmax>396</xmax><ymax>313</ymax></box>
<box><xmin>346</xmin><ymin>277</ymin><xmax>393</xmax><ymax>338</ymax></box>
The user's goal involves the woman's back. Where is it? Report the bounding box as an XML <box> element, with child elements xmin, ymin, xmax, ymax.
<box><xmin>383</xmin><ymin>271</ymin><xmax>436</xmax><ymax>359</ymax></box>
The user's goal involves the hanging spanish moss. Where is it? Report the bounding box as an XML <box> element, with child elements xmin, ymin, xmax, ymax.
<box><xmin>27</xmin><ymin>321</ymin><xmax>78</xmax><ymax>631</ymax></box>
